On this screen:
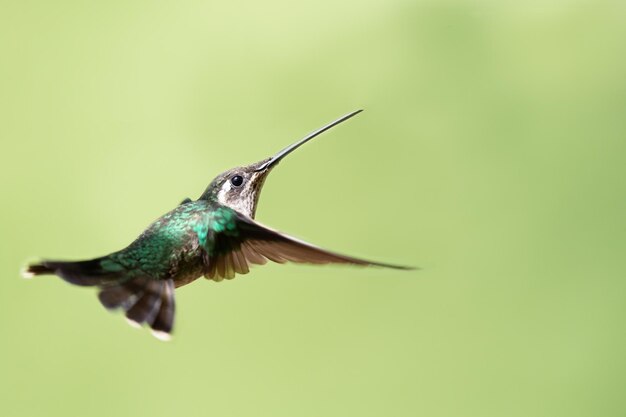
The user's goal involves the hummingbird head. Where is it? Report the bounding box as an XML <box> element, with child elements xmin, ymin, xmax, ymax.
<box><xmin>199</xmin><ymin>159</ymin><xmax>274</xmax><ymax>218</ymax></box>
<box><xmin>199</xmin><ymin>110</ymin><xmax>363</xmax><ymax>218</ymax></box>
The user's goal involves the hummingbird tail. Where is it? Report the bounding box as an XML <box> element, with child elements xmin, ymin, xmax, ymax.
<box><xmin>98</xmin><ymin>277</ymin><xmax>175</xmax><ymax>340</ymax></box>
<box><xmin>22</xmin><ymin>259</ymin><xmax>176</xmax><ymax>340</ymax></box>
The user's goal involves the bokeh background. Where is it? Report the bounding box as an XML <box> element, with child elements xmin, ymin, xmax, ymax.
<box><xmin>1</xmin><ymin>1</ymin><xmax>625</xmax><ymax>416</ymax></box>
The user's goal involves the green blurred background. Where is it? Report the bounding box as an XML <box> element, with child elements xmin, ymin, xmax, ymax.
<box><xmin>1</xmin><ymin>1</ymin><xmax>625</xmax><ymax>416</ymax></box>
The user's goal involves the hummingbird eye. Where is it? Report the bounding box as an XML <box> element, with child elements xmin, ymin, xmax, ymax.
<box><xmin>230</xmin><ymin>175</ymin><xmax>244</xmax><ymax>187</ymax></box>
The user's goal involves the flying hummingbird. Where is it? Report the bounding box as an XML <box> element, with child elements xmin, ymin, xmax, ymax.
<box><xmin>23</xmin><ymin>110</ymin><xmax>413</xmax><ymax>340</ymax></box>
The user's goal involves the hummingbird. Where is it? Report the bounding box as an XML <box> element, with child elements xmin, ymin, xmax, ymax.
<box><xmin>23</xmin><ymin>110</ymin><xmax>413</xmax><ymax>340</ymax></box>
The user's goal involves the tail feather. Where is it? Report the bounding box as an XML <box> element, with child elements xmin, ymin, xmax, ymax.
<box><xmin>98</xmin><ymin>277</ymin><xmax>176</xmax><ymax>339</ymax></box>
<box><xmin>151</xmin><ymin>280</ymin><xmax>175</xmax><ymax>335</ymax></box>
<box><xmin>124</xmin><ymin>280</ymin><xmax>163</xmax><ymax>325</ymax></box>
<box><xmin>24</xmin><ymin>259</ymin><xmax>176</xmax><ymax>340</ymax></box>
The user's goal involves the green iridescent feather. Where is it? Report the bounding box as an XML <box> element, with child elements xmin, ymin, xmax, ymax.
<box><xmin>103</xmin><ymin>202</ymin><xmax>238</xmax><ymax>279</ymax></box>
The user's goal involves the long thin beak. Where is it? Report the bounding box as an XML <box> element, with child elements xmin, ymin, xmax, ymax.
<box><xmin>256</xmin><ymin>109</ymin><xmax>363</xmax><ymax>171</ymax></box>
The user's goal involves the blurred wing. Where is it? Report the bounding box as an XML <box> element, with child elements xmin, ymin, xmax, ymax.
<box><xmin>204</xmin><ymin>213</ymin><xmax>413</xmax><ymax>281</ymax></box>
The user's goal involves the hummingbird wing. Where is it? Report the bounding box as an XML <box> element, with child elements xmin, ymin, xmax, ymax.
<box><xmin>204</xmin><ymin>212</ymin><xmax>413</xmax><ymax>281</ymax></box>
